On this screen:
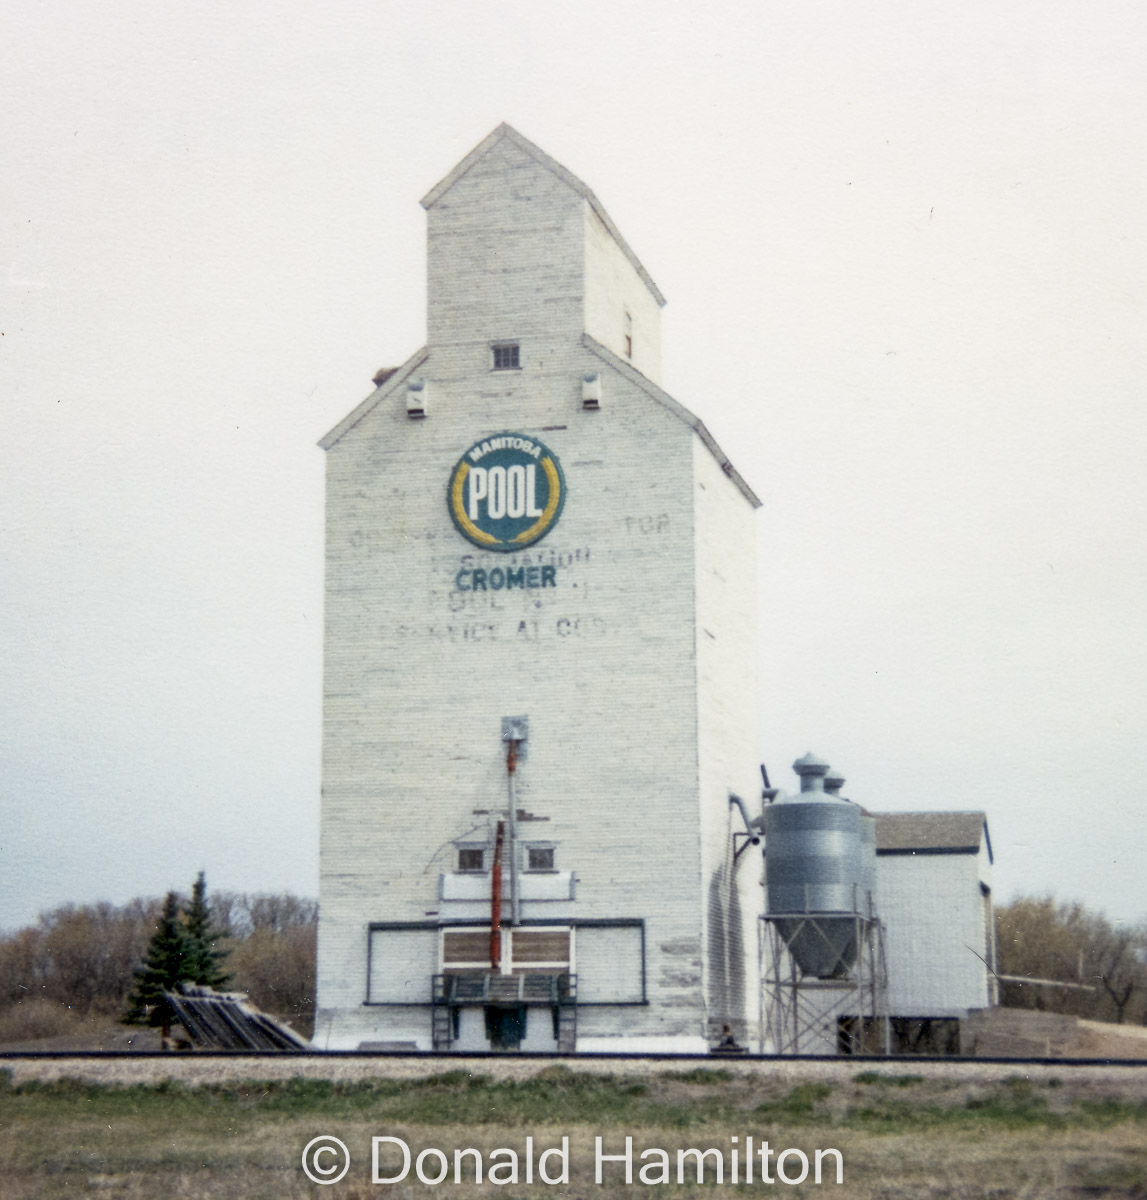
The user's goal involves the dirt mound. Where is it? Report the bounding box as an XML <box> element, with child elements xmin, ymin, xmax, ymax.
<box><xmin>0</xmin><ymin>1022</ymin><xmax>161</xmax><ymax>1054</ymax></box>
<box><xmin>963</xmin><ymin>1006</ymin><xmax>1147</xmax><ymax>1059</ymax></box>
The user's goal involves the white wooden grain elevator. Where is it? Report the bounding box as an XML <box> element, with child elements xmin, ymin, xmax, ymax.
<box><xmin>315</xmin><ymin>125</ymin><xmax>762</xmax><ymax>1052</ymax></box>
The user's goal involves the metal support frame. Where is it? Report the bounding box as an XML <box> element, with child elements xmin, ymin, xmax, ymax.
<box><xmin>760</xmin><ymin>911</ymin><xmax>889</xmax><ymax>1056</ymax></box>
<box><xmin>431</xmin><ymin>972</ymin><xmax>577</xmax><ymax>1052</ymax></box>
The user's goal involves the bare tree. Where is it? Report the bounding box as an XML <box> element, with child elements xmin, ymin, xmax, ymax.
<box><xmin>0</xmin><ymin>891</ymin><xmax>318</xmax><ymax>1045</ymax></box>
<box><xmin>996</xmin><ymin>896</ymin><xmax>1147</xmax><ymax>1024</ymax></box>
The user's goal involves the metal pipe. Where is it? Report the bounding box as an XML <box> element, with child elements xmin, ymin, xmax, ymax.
<box><xmin>490</xmin><ymin>820</ymin><xmax>504</xmax><ymax>969</ymax></box>
<box><xmin>729</xmin><ymin>793</ymin><xmax>761</xmax><ymax>843</ymax></box>
<box><xmin>995</xmin><ymin>974</ymin><xmax>1096</xmax><ymax>992</ymax></box>
<box><xmin>507</xmin><ymin>740</ymin><xmax>521</xmax><ymax>926</ymax></box>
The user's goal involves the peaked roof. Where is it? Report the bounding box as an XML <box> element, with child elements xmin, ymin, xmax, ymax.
<box><xmin>318</xmin><ymin>345</ymin><xmax>429</xmax><ymax>450</ymax></box>
<box><xmin>874</xmin><ymin>812</ymin><xmax>992</xmax><ymax>863</ymax></box>
<box><xmin>318</xmin><ymin>337</ymin><xmax>762</xmax><ymax>512</ymax></box>
<box><xmin>421</xmin><ymin>123</ymin><xmax>666</xmax><ymax>308</ymax></box>
<box><xmin>582</xmin><ymin>334</ymin><xmax>761</xmax><ymax>508</ymax></box>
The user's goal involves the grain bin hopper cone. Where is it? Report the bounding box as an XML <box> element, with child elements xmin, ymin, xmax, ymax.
<box><xmin>763</xmin><ymin>752</ymin><xmax>863</xmax><ymax>978</ymax></box>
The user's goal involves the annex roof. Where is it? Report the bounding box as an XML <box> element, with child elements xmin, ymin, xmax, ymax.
<box><xmin>874</xmin><ymin>812</ymin><xmax>992</xmax><ymax>863</ymax></box>
<box><xmin>420</xmin><ymin>123</ymin><xmax>666</xmax><ymax>308</ymax></box>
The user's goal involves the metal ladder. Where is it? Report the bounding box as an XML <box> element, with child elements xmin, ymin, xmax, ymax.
<box><xmin>556</xmin><ymin>1004</ymin><xmax>577</xmax><ymax>1053</ymax></box>
<box><xmin>431</xmin><ymin>1003</ymin><xmax>453</xmax><ymax>1051</ymax></box>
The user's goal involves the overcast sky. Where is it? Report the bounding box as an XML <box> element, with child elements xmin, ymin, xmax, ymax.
<box><xmin>3</xmin><ymin>1</ymin><xmax>1145</xmax><ymax>933</ymax></box>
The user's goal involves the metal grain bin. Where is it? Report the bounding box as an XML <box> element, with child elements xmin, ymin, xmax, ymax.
<box><xmin>857</xmin><ymin>813</ymin><xmax>877</xmax><ymax>919</ymax></box>
<box><xmin>826</xmin><ymin>769</ymin><xmax>877</xmax><ymax>920</ymax></box>
<box><xmin>764</xmin><ymin>752</ymin><xmax>862</xmax><ymax>978</ymax></box>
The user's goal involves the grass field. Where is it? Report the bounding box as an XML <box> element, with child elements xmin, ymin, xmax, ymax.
<box><xmin>3</xmin><ymin>1064</ymin><xmax>1147</xmax><ymax>1198</ymax></box>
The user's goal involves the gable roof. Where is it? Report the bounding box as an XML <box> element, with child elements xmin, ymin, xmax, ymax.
<box><xmin>318</xmin><ymin>337</ymin><xmax>763</xmax><ymax>508</ymax></box>
<box><xmin>318</xmin><ymin>345</ymin><xmax>429</xmax><ymax>451</ymax></box>
<box><xmin>874</xmin><ymin>812</ymin><xmax>992</xmax><ymax>863</ymax></box>
<box><xmin>421</xmin><ymin>123</ymin><xmax>666</xmax><ymax>308</ymax></box>
<box><xmin>582</xmin><ymin>334</ymin><xmax>761</xmax><ymax>508</ymax></box>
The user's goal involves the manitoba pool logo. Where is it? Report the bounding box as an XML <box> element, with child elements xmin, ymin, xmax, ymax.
<box><xmin>447</xmin><ymin>433</ymin><xmax>565</xmax><ymax>552</ymax></box>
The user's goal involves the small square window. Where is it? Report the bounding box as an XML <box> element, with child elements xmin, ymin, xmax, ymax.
<box><xmin>458</xmin><ymin>848</ymin><xmax>486</xmax><ymax>872</ymax></box>
<box><xmin>492</xmin><ymin>343</ymin><xmax>520</xmax><ymax>370</ymax></box>
<box><xmin>526</xmin><ymin>846</ymin><xmax>555</xmax><ymax>872</ymax></box>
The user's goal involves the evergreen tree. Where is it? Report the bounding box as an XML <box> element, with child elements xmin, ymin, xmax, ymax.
<box><xmin>183</xmin><ymin>870</ymin><xmax>231</xmax><ymax>990</ymax></box>
<box><xmin>123</xmin><ymin>892</ymin><xmax>191</xmax><ymax>1036</ymax></box>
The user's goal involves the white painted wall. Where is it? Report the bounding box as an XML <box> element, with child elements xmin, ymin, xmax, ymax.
<box><xmin>426</xmin><ymin>136</ymin><xmax>585</xmax><ymax>359</ymax></box>
<box><xmin>366</xmin><ymin>929</ymin><xmax>436</xmax><ymax>1004</ymax></box>
<box><xmin>876</xmin><ymin>846</ymin><xmax>993</xmax><ymax>1017</ymax></box>
<box><xmin>692</xmin><ymin>436</ymin><xmax>762</xmax><ymax>1045</ymax></box>
<box><xmin>583</xmin><ymin>206</ymin><xmax>663</xmax><ymax>383</ymax></box>
<box><xmin>318</xmin><ymin>355</ymin><xmax>707</xmax><ymax>1047</ymax></box>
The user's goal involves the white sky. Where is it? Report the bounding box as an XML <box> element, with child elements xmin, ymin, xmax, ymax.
<box><xmin>3</xmin><ymin>1</ymin><xmax>1145</xmax><ymax>932</ymax></box>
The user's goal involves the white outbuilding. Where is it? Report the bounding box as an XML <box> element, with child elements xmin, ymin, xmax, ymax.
<box><xmin>874</xmin><ymin>811</ymin><xmax>997</xmax><ymax>1053</ymax></box>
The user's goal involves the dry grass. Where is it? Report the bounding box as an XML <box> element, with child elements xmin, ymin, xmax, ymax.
<box><xmin>0</xmin><ymin>1010</ymin><xmax>162</xmax><ymax>1054</ymax></box>
<box><xmin>0</xmin><ymin>999</ymin><xmax>90</xmax><ymax>1044</ymax></box>
<box><xmin>2</xmin><ymin>1065</ymin><xmax>1146</xmax><ymax>1198</ymax></box>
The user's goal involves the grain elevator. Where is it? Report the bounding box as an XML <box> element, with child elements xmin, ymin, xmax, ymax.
<box><xmin>315</xmin><ymin>125</ymin><xmax>763</xmax><ymax>1052</ymax></box>
<box><xmin>314</xmin><ymin>124</ymin><xmax>997</xmax><ymax>1056</ymax></box>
